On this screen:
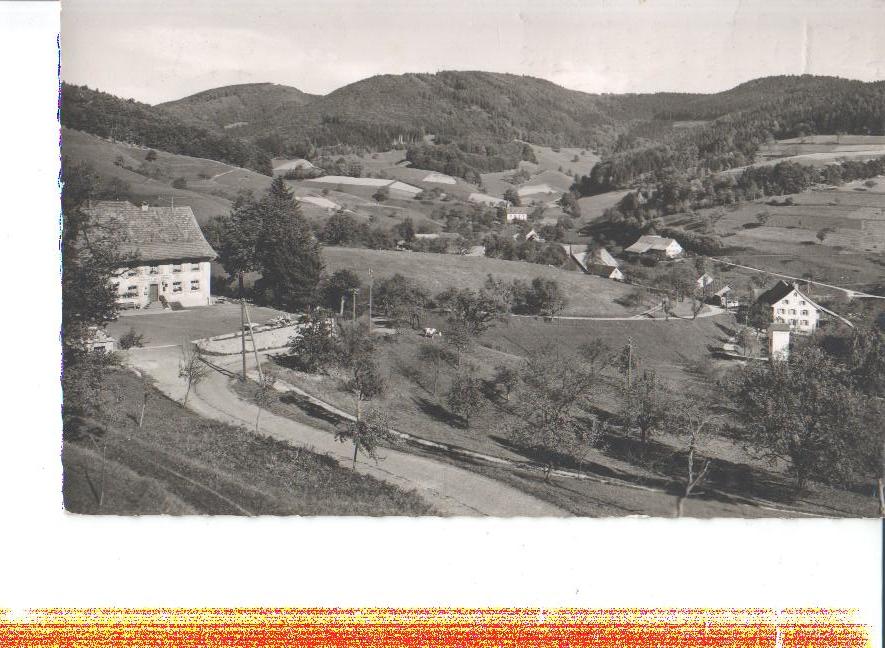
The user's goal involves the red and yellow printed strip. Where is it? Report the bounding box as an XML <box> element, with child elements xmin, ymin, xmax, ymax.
<box><xmin>0</xmin><ymin>608</ymin><xmax>871</xmax><ymax>647</ymax></box>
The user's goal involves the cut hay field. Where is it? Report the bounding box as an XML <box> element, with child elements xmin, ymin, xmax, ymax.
<box><xmin>717</xmin><ymin>136</ymin><xmax>885</xmax><ymax>177</ymax></box>
<box><xmin>521</xmin><ymin>142</ymin><xmax>600</xmax><ymax>178</ymax></box>
<box><xmin>322</xmin><ymin>247</ymin><xmax>639</xmax><ymax>317</ymax></box>
<box><xmin>667</xmin><ymin>177</ymin><xmax>885</xmax><ymax>295</ymax></box>
<box><xmin>576</xmin><ymin>190</ymin><xmax>631</xmax><ymax>225</ymax></box>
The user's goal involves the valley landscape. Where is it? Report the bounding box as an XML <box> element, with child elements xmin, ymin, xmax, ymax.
<box><xmin>61</xmin><ymin>66</ymin><xmax>884</xmax><ymax>518</ymax></box>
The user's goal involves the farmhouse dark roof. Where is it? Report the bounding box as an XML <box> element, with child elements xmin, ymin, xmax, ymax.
<box><xmin>755</xmin><ymin>280</ymin><xmax>796</xmax><ymax>305</ymax></box>
<box><xmin>585</xmin><ymin>263</ymin><xmax>620</xmax><ymax>278</ymax></box>
<box><xmin>84</xmin><ymin>201</ymin><xmax>217</xmax><ymax>263</ymax></box>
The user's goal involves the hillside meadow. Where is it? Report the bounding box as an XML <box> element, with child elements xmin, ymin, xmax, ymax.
<box><xmin>322</xmin><ymin>247</ymin><xmax>638</xmax><ymax>317</ymax></box>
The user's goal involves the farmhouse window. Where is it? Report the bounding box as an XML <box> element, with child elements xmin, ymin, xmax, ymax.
<box><xmin>149</xmin><ymin>266</ymin><xmax>159</xmax><ymax>275</ymax></box>
<box><xmin>190</xmin><ymin>280</ymin><xmax>200</xmax><ymax>291</ymax></box>
<box><xmin>783</xmin><ymin>299</ymin><xmax>789</xmax><ymax>305</ymax></box>
<box><xmin>801</xmin><ymin>310</ymin><xmax>809</xmax><ymax>316</ymax></box>
<box><xmin>172</xmin><ymin>264</ymin><xmax>183</xmax><ymax>273</ymax></box>
<box><xmin>126</xmin><ymin>268</ymin><xmax>138</xmax><ymax>277</ymax></box>
<box><xmin>800</xmin><ymin>300</ymin><xmax>806</xmax><ymax>306</ymax></box>
<box><xmin>789</xmin><ymin>319</ymin><xmax>797</xmax><ymax>325</ymax></box>
<box><xmin>191</xmin><ymin>263</ymin><xmax>200</xmax><ymax>271</ymax></box>
<box><xmin>172</xmin><ymin>281</ymin><xmax>182</xmax><ymax>293</ymax></box>
<box><xmin>801</xmin><ymin>320</ymin><xmax>809</xmax><ymax>326</ymax></box>
<box><xmin>777</xmin><ymin>308</ymin><xmax>785</xmax><ymax>314</ymax></box>
<box><xmin>789</xmin><ymin>309</ymin><xmax>796</xmax><ymax>315</ymax></box>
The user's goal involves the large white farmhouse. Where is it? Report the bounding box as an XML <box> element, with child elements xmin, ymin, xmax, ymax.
<box><xmin>84</xmin><ymin>201</ymin><xmax>217</xmax><ymax>309</ymax></box>
<box><xmin>755</xmin><ymin>280</ymin><xmax>821</xmax><ymax>334</ymax></box>
<box><xmin>624</xmin><ymin>235</ymin><xmax>683</xmax><ymax>258</ymax></box>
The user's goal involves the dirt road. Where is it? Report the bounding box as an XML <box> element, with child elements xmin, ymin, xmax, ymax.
<box><xmin>126</xmin><ymin>347</ymin><xmax>567</xmax><ymax>517</ymax></box>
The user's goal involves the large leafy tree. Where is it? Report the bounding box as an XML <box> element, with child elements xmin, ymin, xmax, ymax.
<box><xmin>61</xmin><ymin>158</ymin><xmax>123</xmax><ymax>417</ymax></box>
<box><xmin>437</xmin><ymin>286</ymin><xmax>507</xmax><ymax>337</ymax></box>
<box><xmin>731</xmin><ymin>346</ymin><xmax>870</xmax><ymax>490</ymax></box>
<box><xmin>374</xmin><ymin>273</ymin><xmax>428</xmax><ymax>329</ymax></box>
<box><xmin>213</xmin><ymin>178</ymin><xmax>323</xmax><ymax>310</ymax></box>
<box><xmin>508</xmin><ymin>341</ymin><xmax>608</xmax><ymax>480</ymax></box>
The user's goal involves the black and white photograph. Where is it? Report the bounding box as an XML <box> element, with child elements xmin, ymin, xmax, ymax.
<box><xmin>56</xmin><ymin>0</ymin><xmax>884</xmax><ymax>518</ymax></box>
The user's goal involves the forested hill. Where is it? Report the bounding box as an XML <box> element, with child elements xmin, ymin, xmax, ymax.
<box><xmin>578</xmin><ymin>76</ymin><xmax>885</xmax><ymax>194</ymax></box>
<box><xmin>64</xmin><ymin>73</ymin><xmax>885</xmax><ymax>184</ymax></box>
<box><xmin>156</xmin><ymin>82</ymin><xmax>318</xmax><ymax>131</ymax></box>
<box><xmin>60</xmin><ymin>83</ymin><xmax>273</xmax><ymax>175</ymax></box>
<box><xmin>173</xmin><ymin>71</ymin><xmax>638</xmax><ymax>152</ymax></box>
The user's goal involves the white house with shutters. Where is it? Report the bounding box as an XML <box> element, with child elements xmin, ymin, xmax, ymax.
<box><xmin>84</xmin><ymin>201</ymin><xmax>217</xmax><ymax>309</ymax></box>
<box><xmin>755</xmin><ymin>281</ymin><xmax>821</xmax><ymax>334</ymax></box>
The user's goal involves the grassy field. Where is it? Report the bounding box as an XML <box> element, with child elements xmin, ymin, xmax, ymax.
<box><xmin>665</xmin><ymin>177</ymin><xmax>885</xmax><ymax>296</ymax></box>
<box><xmin>322</xmin><ymin>247</ymin><xmax>639</xmax><ymax>317</ymax></box>
<box><xmin>63</xmin><ymin>368</ymin><xmax>435</xmax><ymax>515</ymax></box>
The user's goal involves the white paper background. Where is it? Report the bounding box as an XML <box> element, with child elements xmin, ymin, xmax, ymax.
<box><xmin>0</xmin><ymin>2</ymin><xmax>880</xmax><ymax>641</ymax></box>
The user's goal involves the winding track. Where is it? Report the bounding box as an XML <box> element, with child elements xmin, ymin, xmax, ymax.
<box><xmin>126</xmin><ymin>346</ymin><xmax>567</xmax><ymax>517</ymax></box>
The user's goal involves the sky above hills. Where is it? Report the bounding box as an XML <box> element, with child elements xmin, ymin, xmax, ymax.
<box><xmin>61</xmin><ymin>0</ymin><xmax>884</xmax><ymax>105</ymax></box>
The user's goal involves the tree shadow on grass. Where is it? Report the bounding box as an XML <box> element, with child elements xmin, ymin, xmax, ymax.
<box><xmin>599</xmin><ymin>431</ymin><xmax>802</xmax><ymax>506</ymax></box>
<box><xmin>413</xmin><ymin>396</ymin><xmax>462</xmax><ymax>428</ymax></box>
<box><xmin>278</xmin><ymin>392</ymin><xmax>344</xmax><ymax>427</ymax></box>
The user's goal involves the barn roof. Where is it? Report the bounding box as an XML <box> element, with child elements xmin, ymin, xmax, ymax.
<box><xmin>83</xmin><ymin>201</ymin><xmax>217</xmax><ymax>263</ymax></box>
<box><xmin>755</xmin><ymin>280</ymin><xmax>797</xmax><ymax>305</ymax></box>
<box><xmin>585</xmin><ymin>263</ymin><xmax>621</xmax><ymax>278</ymax></box>
<box><xmin>624</xmin><ymin>235</ymin><xmax>680</xmax><ymax>253</ymax></box>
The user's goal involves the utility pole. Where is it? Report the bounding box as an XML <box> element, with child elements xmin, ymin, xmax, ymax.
<box><xmin>368</xmin><ymin>269</ymin><xmax>374</xmax><ymax>334</ymax></box>
<box><xmin>350</xmin><ymin>288</ymin><xmax>359</xmax><ymax>321</ymax></box>
<box><xmin>239</xmin><ymin>271</ymin><xmax>247</xmax><ymax>381</ymax></box>
<box><xmin>626</xmin><ymin>337</ymin><xmax>633</xmax><ymax>391</ymax></box>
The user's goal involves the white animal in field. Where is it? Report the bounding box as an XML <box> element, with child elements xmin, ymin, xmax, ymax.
<box><xmin>421</xmin><ymin>327</ymin><xmax>441</xmax><ymax>338</ymax></box>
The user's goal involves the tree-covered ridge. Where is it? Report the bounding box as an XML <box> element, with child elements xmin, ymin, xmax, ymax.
<box><xmin>578</xmin><ymin>76</ymin><xmax>885</xmax><ymax>194</ymax></box>
<box><xmin>61</xmin><ymin>83</ymin><xmax>273</xmax><ymax>175</ymax></box>
<box><xmin>156</xmin><ymin>82</ymin><xmax>318</xmax><ymax>131</ymax></box>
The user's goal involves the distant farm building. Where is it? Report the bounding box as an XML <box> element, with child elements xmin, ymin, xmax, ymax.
<box><xmin>696</xmin><ymin>273</ymin><xmax>715</xmax><ymax>290</ymax></box>
<box><xmin>272</xmin><ymin>158</ymin><xmax>316</xmax><ymax>175</ymax></box>
<box><xmin>463</xmin><ymin>245</ymin><xmax>486</xmax><ymax>257</ymax></box>
<box><xmin>506</xmin><ymin>207</ymin><xmax>529</xmax><ymax>223</ymax></box>
<box><xmin>564</xmin><ymin>244</ymin><xmax>620</xmax><ymax>279</ymax></box>
<box><xmin>755</xmin><ymin>281</ymin><xmax>821</xmax><ymax>334</ymax></box>
<box><xmin>469</xmin><ymin>192</ymin><xmax>508</xmax><ymax>207</ymax></box>
<box><xmin>710</xmin><ymin>285</ymin><xmax>736</xmax><ymax>308</ymax></box>
<box><xmin>423</xmin><ymin>172</ymin><xmax>456</xmax><ymax>185</ymax></box>
<box><xmin>624</xmin><ymin>235</ymin><xmax>684</xmax><ymax>258</ymax></box>
<box><xmin>84</xmin><ymin>201</ymin><xmax>217</xmax><ymax>309</ymax></box>
<box><xmin>524</xmin><ymin>228</ymin><xmax>544</xmax><ymax>243</ymax></box>
<box><xmin>585</xmin><ymin>264</ymin><xmax>625</xmax><ymax>281</ymax></box>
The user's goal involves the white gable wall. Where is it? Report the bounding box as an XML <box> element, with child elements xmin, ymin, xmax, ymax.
<box><xmin>112</xmin><ymin>260</ymin><xmax>212</xmax><ymax>309</ymax></box>
<box><xmin>771</xmin><ymin>289</ymin><xmax>819</xmax><ymax>334</ymax></box>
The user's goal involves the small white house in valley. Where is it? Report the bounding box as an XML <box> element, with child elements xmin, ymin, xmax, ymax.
<box><xmin>84</xmin><ymin>201</ymin><xmax>217</xmax><ymax>309</ymax></box>
<box><xmin>755</xmin><ymin>280</ymin><xmax>821</xmax><ymax>334</ymax></box>
<box><xmin>624</xmin><ymin>235</ymin><xmax>684</xmax><ymax>259</ymax></box>
<box><xmin>506</xmin><ymin>206</ymin><xmax>529</xmax><ymax>223</ymax></box>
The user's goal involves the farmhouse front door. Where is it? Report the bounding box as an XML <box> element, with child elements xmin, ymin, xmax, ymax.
<box><xmin>148</xmin><ymin>284</ymin><xmax>159</xmax><ymax>302</ymax></box>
